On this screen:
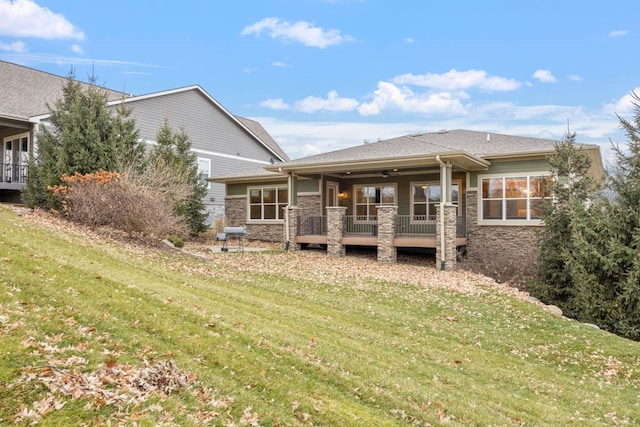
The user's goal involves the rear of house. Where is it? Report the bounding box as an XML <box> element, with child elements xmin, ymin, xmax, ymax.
<box><xmin>213</xmin><ymin>129</ymin><xmax>604</xmax><ymax>271</ymax></box>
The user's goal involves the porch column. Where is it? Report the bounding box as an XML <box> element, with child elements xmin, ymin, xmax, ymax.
<box><xmin>326</xmin><ymin>206</ymin><xmax>346</xmax><ymax>257</ymax></box>
<box><xmin>285</xmin><ymin>205</ymin><xmax>301</xmax><ymax>251</ymax></box>
<box><xmin>436</xmin><ymin>204</ymin><xmax>458</xmax><ymax>271</ymax></box>
<box><xmin>376</xmin><ymin>205</ymin><xmax>397</xmax><ymax>263</ymax></box>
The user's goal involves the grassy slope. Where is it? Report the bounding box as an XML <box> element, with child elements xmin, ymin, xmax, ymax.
<box><xmin>0</xmin><ymin>206</ymin><xmax>639</xmax><ymax>426</ymax></box>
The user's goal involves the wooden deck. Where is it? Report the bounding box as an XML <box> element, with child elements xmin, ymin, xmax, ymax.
<box><xmin>296</xmin><ymin>235</ymin><xmax>467</xmax><ymax>248</ymax></box>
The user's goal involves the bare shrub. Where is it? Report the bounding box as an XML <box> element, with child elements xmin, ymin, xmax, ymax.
<box><xmin>49</xmin><ymin>161</ymin><xmax>191</xmax><ymax>238</ymax></box>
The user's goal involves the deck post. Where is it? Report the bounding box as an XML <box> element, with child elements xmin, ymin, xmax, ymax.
<box><xmin>436</xmin><ymin>204</ymin><xmax>458</xmax><ymax>271</ymax></box>
<box><xmin>376</xmin><ymin>205</ymin><xmax>397</xmax><ymax>263</ymax></box>
<box><xmin>285</xmin><ymin>205</ymin><xmax>301</xmax><ymax>251</ymax></box>
<box><xmin>326</xmin><ymin>206</ymin><xmax>346</xmax><ymax>257</ymax></box>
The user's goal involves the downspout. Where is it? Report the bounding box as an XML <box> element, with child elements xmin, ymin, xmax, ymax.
<box><xmin>436</xmin><ymin>155</ymin><xmax>446</xmax><ymax>270</ymax></box>
<box><xmin>284</xmin><ymin>170</ymin><xmax>292</xmax><ymax>251</ymax></box>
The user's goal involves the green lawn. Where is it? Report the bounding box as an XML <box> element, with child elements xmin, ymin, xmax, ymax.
<box><xmin>0</xmin><ymin>206</ymin><xmax>639</xmax><ymax>426</ymax></box>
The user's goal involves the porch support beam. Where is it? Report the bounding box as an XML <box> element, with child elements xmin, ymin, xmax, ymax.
<box><xmin>436</xmin><ymin>157</ymin><xmax>456</xmax><ymax>271</ymax></box>
<box><xmin>376</xmin><ymin>205</ymin><xmax>397</xmax><ymax>263</ymax></box>
<box><xmin>285</xmin><ymin>206</ymin><xmax>301</xmax><ymax>251</ymax></box>
<box><xmin>326</xmin><ymin>206</ymin><xmax>346</xmax><ymax>257</ymax></box>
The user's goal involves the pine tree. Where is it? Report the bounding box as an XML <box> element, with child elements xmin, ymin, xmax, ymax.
<box><xmin>23</xmin><ymin>71</ymin><xmax>141</xmax><ymax>208</ymax></box>
<box><xmin>534</xmin><ymin>129</ymin><xmax>599</xmax><ymax>316</ymax></box>
<box><xmin>149</xmin><ymin>119</ymin><xmax>208</xmax><ymax>235</ymax></box>
<box><xmin>568</xmin><ymin>92</ymin><xmax>640</xmax><ymax>340</ymax></box>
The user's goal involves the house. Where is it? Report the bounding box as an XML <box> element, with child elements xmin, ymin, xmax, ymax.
<box><xmin>0</xmin><ymin>60</ymin><xmax>287</xmax><ymax>220</ymax></box>
<box><xmin>212</xmin><ymin>129</ymin><xmax>604</xmax><ymax>270</ymax></box>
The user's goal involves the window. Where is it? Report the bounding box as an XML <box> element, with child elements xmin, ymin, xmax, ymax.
<box><xmin>197</xmin><ymin>158</ymin><xmax>210</xmax><ymax>188</ymax></box>
<box><xmin>249</xmin><ymin>186</ymin><xmax>288</xmax><ymax>221</ymax></box>
<box><xmin>411</xmin><ymin>182</ymin><xmax>459</xmax><ymax>221</ymax></box>
<box><xmin>481</xmin><ymin>175</ymin><xmax>552</xmax><ymax>221</ymax></box>
<box><xmin>354</xmin><ymin>185</ymin><xmax>396</xmax><ymax>221</ymax></box>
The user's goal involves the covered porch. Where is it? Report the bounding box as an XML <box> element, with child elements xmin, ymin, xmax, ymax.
<box><xmin>276</xmin><ymin>152</ymin><xmax>490</xmax><ymax>270</ymax></box>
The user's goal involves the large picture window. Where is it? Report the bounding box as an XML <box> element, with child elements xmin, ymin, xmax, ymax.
<box><xmin>411</xmin><ymin>182</ymin><xmax>459</xmax><ymax>221</ymax></box>
<box><xmin>249</xmin><ymin>186</ymin><xmax>288</xmax><ymax>221</ymax></box>
<box><xmin>481</xmin><ymin>175</ymin><xmax>551</xmax><ymax>221</ymax></box>
<box><xmin>354</xmin><ymin>185</ymin><xmax>396</xmax><ymax>221</ymax></box>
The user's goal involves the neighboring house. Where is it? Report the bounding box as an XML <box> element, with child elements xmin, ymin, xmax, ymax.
<box><xmin>0</xmin><ymin>60</ymin><xmax>287</xmax><ymax>221</ymax></box>
<box><xmin>212</xmin><ymin>129</ymin><xmax>604</xmax><ymax>270</ymax></box>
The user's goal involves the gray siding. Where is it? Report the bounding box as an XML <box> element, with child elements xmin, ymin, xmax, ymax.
<box><xmin>109</xmin><ymin>88</ymin><xmax>281</xmax><ymax>220</ymax></box>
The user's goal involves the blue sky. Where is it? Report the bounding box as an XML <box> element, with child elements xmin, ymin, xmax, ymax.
<box><xmin>1</xmin><ymin>0</ymin><xmax>639</xmax><ymax>162</ymax></box>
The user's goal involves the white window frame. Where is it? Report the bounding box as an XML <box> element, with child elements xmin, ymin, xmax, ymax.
<box><xmin>247</xmin><ymin>185</ymin><xmax>288</xmax><ymax>223</ymax></box>
<box><xmin>352</xmin><ymin>183</ymin><xmax>397</xmax><ymax>223</ymax></box>
<box><xmin>410</xmin><ymin>180</ymin><xmax>461</xmax><ymax>223</ymax></box>
<box><xmin>197</xmin><ymin>157</ymin><xmax>211</xmax><ymax>189</ymax></box>
<box><xmin>478</xmin><ymin>172</ymin><xmax>552</xmax><ymax>226</ymax></box>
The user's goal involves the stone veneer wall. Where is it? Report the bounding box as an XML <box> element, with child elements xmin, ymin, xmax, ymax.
<box><xmin>297</xmin><ymin>194</ymin><xmax>322</xmax><ymax>217</ymax></box>
<box><xmin>376</xmin><ymin>206</ymin><xmax>397</xmax><ymax>263</ymax></box>
<box><xmin>465</xmin><ymin>189</ymin><xmax>540</xmax><ymax>271</ymax></box>
<box><xmin>224</xmin><ymin>193</ymin><xmax>322</xmax><ymax>244</ymax></box>
<box><xmin>435</xmin><ymin>204</ymin><xmax>458</xmax><ymax>271</ymax></box>
<box><xmin>224</xmin><ymin>197</ymin><xmax>284</xmax><ymax>243</ymax></box>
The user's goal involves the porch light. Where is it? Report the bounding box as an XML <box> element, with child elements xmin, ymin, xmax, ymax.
<box><xmin>338</xmin><ymin>191</ymin><xmax>347</xmax><ymax>199</ymax></box>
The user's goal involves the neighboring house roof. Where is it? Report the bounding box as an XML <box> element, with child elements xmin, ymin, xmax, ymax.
<box><xmin>96</xmin><ymin>85</ymin><xmax>288</xmax><ymax>163</ymax></box>
<box><xmin>0</xmin><ymin>60</ymin><xmax>128</xmax><ymax>119</ymax></box>
<box><xmin>213</xmin><ymin>129</ymin><xmax>605</xmax><ymax>181</ymax></box>
<box><xmin>1</xmin><ymin>61</ymin><xmax>288</xmax><ymax>164</ymax></box>
<box><xmin>236</xmin><ymin>116</ymin><xmax>289</xmax><ymax>162</ymax></box>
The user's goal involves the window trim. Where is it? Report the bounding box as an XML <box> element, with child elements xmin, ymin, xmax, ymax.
<box><xmin>478</xmin><ymin>172</ymin><xmax>551</xmax><ymax>226</ymax></box>
<box><xmin>352</xmin><ymin>183</ymin><xmax>397</xmax><ymax>223</ymax></box>
<box><xmin>246</xmin><ymin>185</ymin><xmax>288</xmax><ymax>223</ymax></box>
<box><xmin>197</xmin><ymin>157</ymin><xmax>211</xmax><ymax>189</ymax></box>
<box><xmin>410</xmin><ymin>180</ymin><xmax>461</xmax><ymax>224</ymax></box>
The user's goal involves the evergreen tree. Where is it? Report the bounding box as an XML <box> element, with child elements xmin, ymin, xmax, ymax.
<box><xmin>534</xmin><ymin>129</ymin><xmax>599</xmax><ymax>317</ymax></box>
<box><xmin>149</xmin><ymin>119</ymin><xmax>208</xmax><ymax>235</ymax></box>
<box><xmin>23</xmin><ymin>71</ymin><xmax>141</xmax><ymax>208</ymax></box>
<box><xmin>567</xmin><ymin>92</ymin><xmax>640</xmax><ymax>340</ymax></box>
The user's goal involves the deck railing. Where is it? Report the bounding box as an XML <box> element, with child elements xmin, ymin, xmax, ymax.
<box><xmin>296</xmin><ymin>214</ymin><xmax>467</xmax><ymax>238</ymax></box>
<box><xmin>456</xmin><ymin>216</ymin><xmax>467</xmax><ymax>238</ymax></box>
<box><xmin>395</xmin><ymin>215</ymin><xmax>437</xmax><ymax>236</ymax></box>
<box><xmin>395</xmin><ymin>215</ymin><xmax>467</xmax><ymax>238</ymax></box>
<box><xmin>1</xmin><ymin>163</ymin><xmax>28</xmax><ymax>184</ymax></box>
<box><xmin>297</xmin><ymin>215</ymin><xmax>327</xmax><ymax>236</ymax></box>
<box><xmin>344</xmin><ymin>215</ymin><xmax>378</xmax><ymax>236</ymax></box>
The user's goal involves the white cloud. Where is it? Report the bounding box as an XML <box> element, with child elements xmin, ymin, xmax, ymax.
<box><xmin>260</xmin><ymin>98</ymin><xmax>290</xmax><ymax>110</ymax></box>
<box><xmin>608</xmin><ymin>30</ymin><xmax>628</xmax><ymax>38</ymax></box>
<box><xmin>568</xmin><ymin>74</ymin><xmax>583</xmax><ymax>82</ymax></box>
<box><xmin>533</xmin><ymin>69</ymin><xmax>558</xmax><ymax>83</ymax></box>
<box><xmin>71</xmin><ymin>44</ymin><xmax>83</xmax><ymax>54</ymax></box>
<box><xmin>295</xmin><ymin>90</ymin><xmax>359</xmax><ymax>113</ymax></box>
<box><xmin>602</xmin><ymin>88</ymin><xmax>640</xmax><ymax>117</ymax></box>
<box><xmin>0</xmin><ymin>0</ymin><xmax>84</xmax><ymax>40</ymax></box>
<box><xmin>357</xmin><ymin>81</ymin><xmax>467</xmax><ymax>116</ymax></box>
<box><xmin>392</xmin><ymin>69</ymin><xmax>521</xmax><ymax>92</ymax></box>
<box><xmin>241</xmin><ymin>17</ymin><xmax>353</xmax><ymax>48</ymax></box>
<box><xmin>404</xmin><ymin>37</ymin><xmax>414</xmax><ymax>44</ymax></box>
<box><xmin>272</xmin><ymin>61</ymin><xmax>291</xmax><ymax>67</ymax></box>
<box><xmin>0</xmin><ymin>40</ymin><xmax>27</xmax><ymax>52</ymax></box>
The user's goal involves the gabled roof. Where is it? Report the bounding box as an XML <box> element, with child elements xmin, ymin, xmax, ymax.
<box><xmin>264</xmin><ymin>129</ymin><xmax>603</xmax><ymax>175</ymax></box>
<box><xmin>235</xmin><ymin>116</ymin><xmax>289</xmax><ymax>161</ymax></box>
<box><xmin>211</xmin><ymin>129</ymin><xmax>605</xmax><ymax>182</ymax></box>
<box><xmin>0</xmin><ymin>60</ymin><xmax>128</xmax><ymax>119</ymax></box>
<box><xmin>100</xmin><ymin>85</ymin><xmax>288</xmax><ymax>162</ymax></box>
<box><xmin>3</xmin><ymin>63</ymin><xmax>288</xmax><ymax>163</ymax></box>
